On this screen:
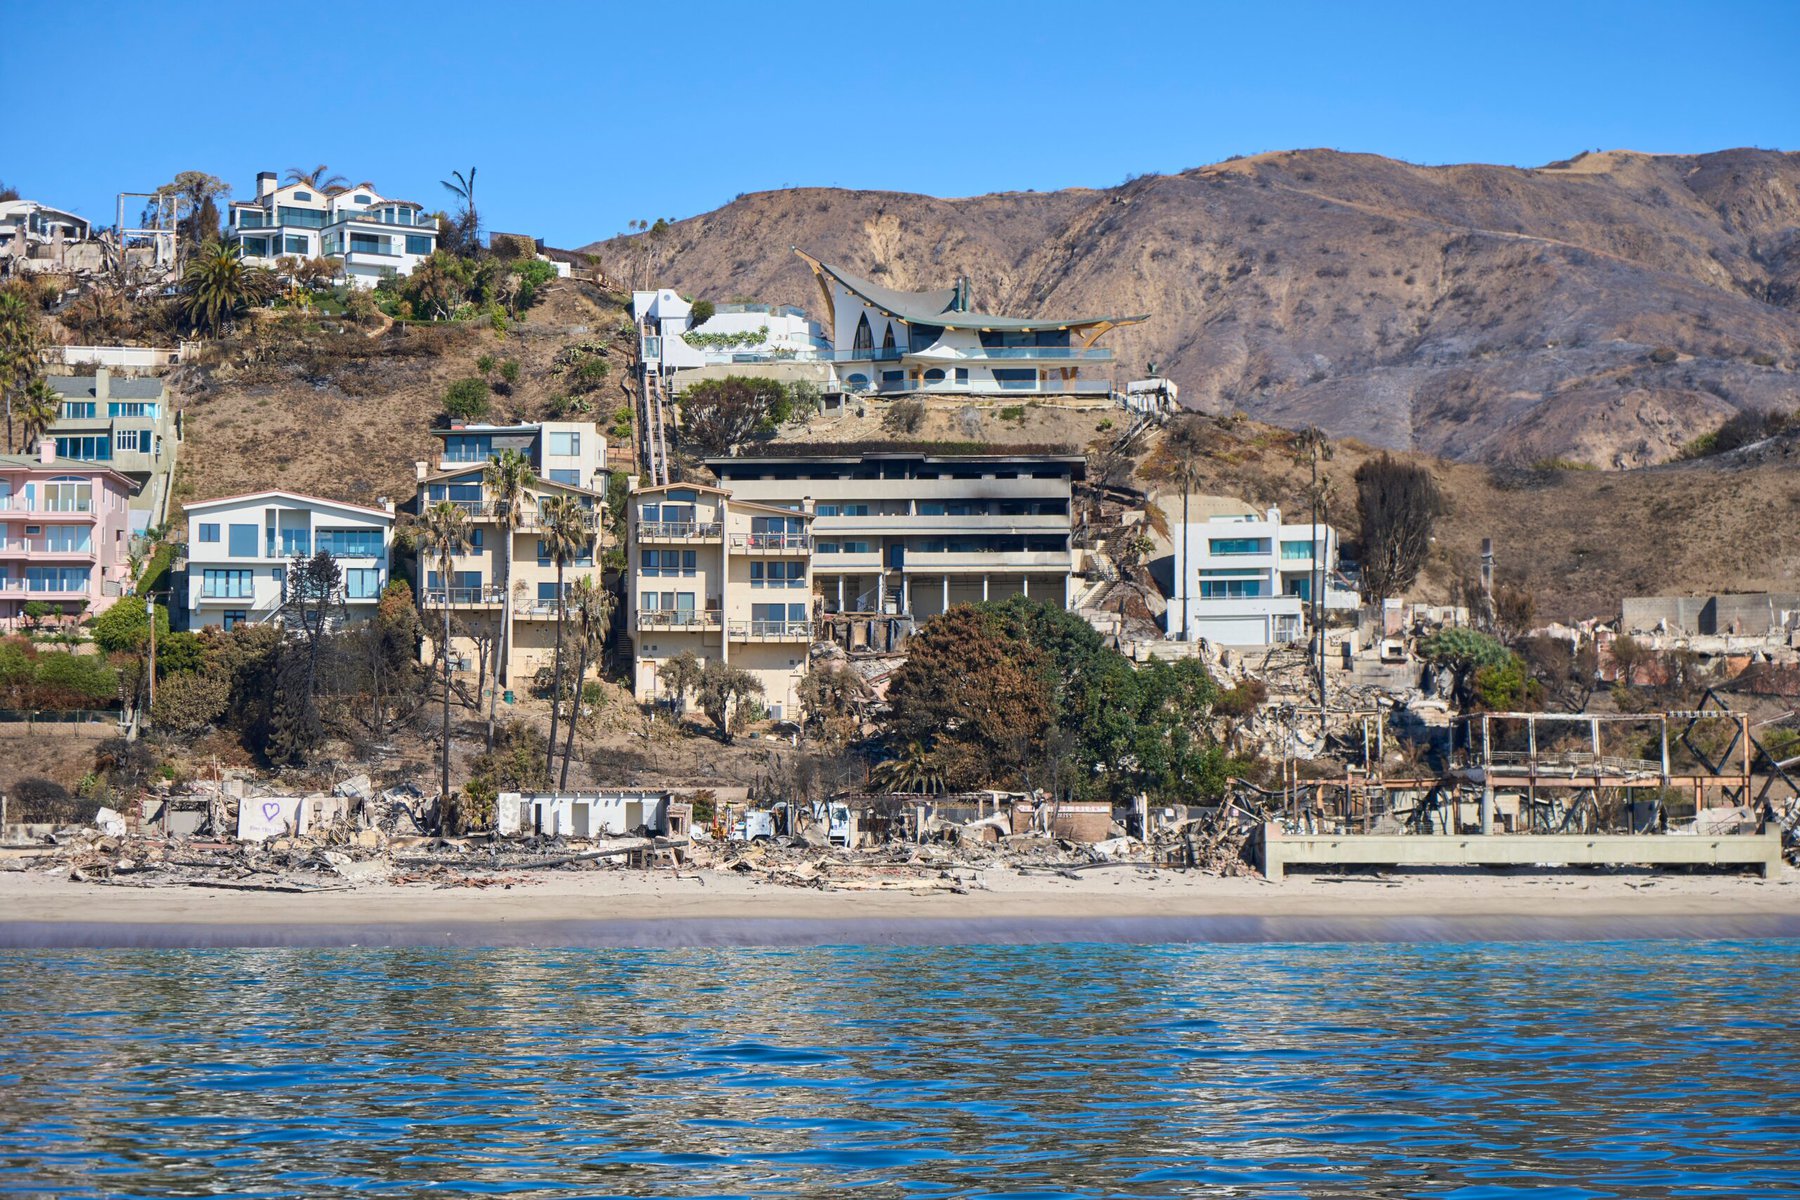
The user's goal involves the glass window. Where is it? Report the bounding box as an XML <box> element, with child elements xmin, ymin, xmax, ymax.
<box><xmin>238</xmin><ymin>210</ymin><xmax>264</xmax><ymax>228</ymax></box>
<box><xmin>227</xmin><ymin>524</ymin><xmax>258</xmax><ymax>558</ymax></box>
<box><xmin>61</xmin><ymin>401</ymin><xmax>94</xmax><ymax>419</ymax></box>
<box><xmin>202</xmin><ymin>568</ymin><xmax>254</xmax><ymax>599</ymax></box>
<box><xmin>345</xmin><ymin>568</ymin><xmax>382</xmax><ymax>599</ymax></box>
<box><xmin>277</xmin><ymin>206</ymin><xmax>327</xmax><ymax>228</ymax></box>
<box><xmin>1209</xmin><ymin>538</ymin><xmax>1270</xmax><ymax>556</ymax></box>
<box><xmin>815</xmin><ymin>542</ymin><xmax>839</xmax><ymax>555</ymax></box>
<box><xmin>223</xmin><ymin>610</ymin><xmax>247</xmax><ymax>630</ymax></box>
<box><xmin>42</xmin><ymin>480</ymin><xmax>92</xmax><ymax>513</ymax></box>
<box><xmin>284</xmin><ymin>235</ymin><xmax>308</xmax><ymax>254</ymax></box>
<box><xmin>198</xmin><ymin>523</ymin><xmax>220</xmax><ymax>543</ymax></box>
<box><xmin>278</xmin><ymin>528</ymin><xmax>311</xmax><ymax>557</ymax></box>
<box><xmin>316</xmin><ymin>528</ymin><xmax>384</xmax><ymax>558</ymax></box>
<box><xmin>349</xmin><ymin>234</ymin><xmax>387</xmax><ymax>255</ymax></box>
<box><xmin>548</xmin><ymin>431</ymin><xmax>581</xmax><ymax>456</ymax></box>
<box><xmin>108</xmin><ymin>402</ymin><xmax>158</xmax><ymax>418</ymax></box>
<box><xmin>468</xmin><ymin>528</ymin><xmax>483</xmax><ymax>550</ymax></box>
<box><xmin>115</xmin><ymin>430</ymin><xmax>142</xmax><ymax>453</ymax></box>
<box><xmin>292</xmin><ymin>191</ymin><xmax>312</xmax><ymax>202</ymax></box>
<box><xmin>26</xmin><ymin>566</ymin><xmax>89</xmax><ymax>592</ymax></box>
<box><xmin>55</xmin><ymin>435</ymin><xmax>110</xmax><ymax>461</ymax></box>
<box><xmin>1200</xmin><ymin>579</ymin><xmax>1266</xmax><ymax>598</ymax></box>
<box><xmin>352</xmin><ymin>194</ymin><xmax>372</xmax><ymax>205</ymax></box>
<box><xmin>1280</xmin><ymin>539</ymin><xmax>1316</xmax><ymax>560</ymax></box>
<box><xmin>405</xmin><ymin>234</ymin><xmax>431</xmax><ymax>256</ymax></box>
<box><xmin>549</xmin><ymin>469</ymin><xmax>580</xmax><ymax>486</ymax></box>
<box><xmin>45</xmin><ymin>525</ymin><xmax>91</xmax><ymax>553</ymax></box>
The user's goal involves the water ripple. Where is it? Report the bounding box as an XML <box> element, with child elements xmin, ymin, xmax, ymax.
<box><xmin>0</xmin><ymin>940</ymin><xmax>1797</xmax><ymax>1197</ymax></box>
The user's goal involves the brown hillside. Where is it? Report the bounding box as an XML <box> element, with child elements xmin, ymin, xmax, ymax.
<box><xmin>166</xmin><ymin>283</ymin><xmax>637</xmax><ymax>516</ymax></box>
<box><xmin>585</xmin><ymin>148</ymin><xmax>1800</xmax><ymax>468</ymax></box>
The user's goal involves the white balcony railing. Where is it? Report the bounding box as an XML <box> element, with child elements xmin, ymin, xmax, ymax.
<box><xmin>636</xmin><ymin>608</ymin><xmax>721</xmax><ymax>630</ymax></box>
<box><xmin>728</xmin><ymin>532</ymin><xmax>811</xmax><ymax>552</ymax></box>
<box><xmin>728</xmin><ymin>619</ymin><xmax>814</xmax><ymax>640</ymax></box>
<box><xmin>639</xmin><ymin>520</ymin><xmax>721</xmax><ymax>540</ymax></box>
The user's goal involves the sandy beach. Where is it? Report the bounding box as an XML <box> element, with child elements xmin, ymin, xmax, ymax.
<box><xmin>3</xmin><ymin>866</ymin><xmax>1797</xmax><ymax>946</ymax></box>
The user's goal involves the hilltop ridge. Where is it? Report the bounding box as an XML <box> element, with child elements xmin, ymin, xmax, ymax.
<box><xmin>585</xmin><ymin>147</ymin><xmax>1800</xmax><ymax>467</ymax></box>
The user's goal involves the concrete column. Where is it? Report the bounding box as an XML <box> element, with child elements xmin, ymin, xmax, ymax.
<box><xmin>982</xmin><ymin>574</ymin><xmax>990</xmax><ymax>601</ymax></box>
<box><xmin>942</xmin><ymin>575</ymin><xmax>949</xmax><ymax>613</ymax></box>
<box><xmin>1022</xmin><ymin>574</ymin><xmax>1030</xmax><ymax>598</ymax></box>
<box><xmin>836</xmin><ymin>575</ymin><xmax>844</xmax><ymax>612</ymax></box>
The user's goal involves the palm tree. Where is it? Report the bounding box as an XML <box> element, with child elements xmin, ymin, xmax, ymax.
<box><xmin>440</xmin><ymin>168</ymin><xmax>478</xmax><ymax>253</ymax></box>
<box><xmin>558</xmin><ymin>576</ymin><xmax>616</xmax><ymax>789</ymax></box>
<box><xmin>0</xmin><ymin>290</ymin><xmax>39</xmax><ymax>451</ymax></box>
<box><xmin>415</xmin><ymin>501</ymin><xmax>472</xmax><ymax>809</ymax></box>
<box><xmin>440</xmin><ymin>167</ymin><xmax>477</xmax><ymax>213</ymax></box>
<box><xmin>17</xmin><ymin>377</ymin><xmax>59</xmax><ymax>455</ymax></box>
<box><xmin>180</xmin><ymin>243</ymin><xmax>274</xmax><ymax>335</ymax></box>
<box><xmin>537</xmin><ymin>494</ymin><xmax>592</xmax><ymax>786</ymax></box>
<box><xmin>482</xmin><ymin>449</ymin><xmax>536</xmax><ymax>707</ymax></box>
<box><xmin>284</xmin><ymin>165</ymin><xmax>368</xmax><ymax>194</ymax></box>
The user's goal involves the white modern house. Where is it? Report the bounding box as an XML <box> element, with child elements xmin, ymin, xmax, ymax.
<box><xmin>183</xmin><ymin>490</ymin><xmax>395</xmax><ymax>630</ymax></box>
<box><xmin>633</xmin><ymin>290</ymin><xmax>828</xmax><ymax>376</ymax></box>
<box><xmin>1166</xmin><ymin>503</ymin><xmax>1350</xmax><ymax>647</ymax></box>
<box><xmin>225</xmin><ymin>172</ymin><xmax>438</xmax><ymax>288</ymax></box>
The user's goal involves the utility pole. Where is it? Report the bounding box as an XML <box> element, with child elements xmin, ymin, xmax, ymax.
<box><xmin>146</xmin><ymin>592</ymin><xmax>157</xmax><ymax>720</ymax></box>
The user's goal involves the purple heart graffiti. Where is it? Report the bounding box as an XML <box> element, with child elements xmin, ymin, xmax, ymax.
<box><xmin>261</xmin><ymin>802</ymin><xmax>283</xmax><ymax>822</ymax></box>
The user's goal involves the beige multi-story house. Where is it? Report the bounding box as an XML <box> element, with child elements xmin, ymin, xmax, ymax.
<box><xmin>707</xmin><ymin>450</ymin><xmax>1082</xmax><ymax>620</ymax></box>
<box><xmin>412</xmin><ymin>421</ymin><xmax>607</xmax><ymax>686</ymax></box>
<box><xmin>46</xmin><ymin>369</ymin><xmax>180</xmax><ymax>536</ymax></box>
<box><xmin>624</xmin><ymin>480</ymin><xmax>815</xmax><ymax>721</ymax></box>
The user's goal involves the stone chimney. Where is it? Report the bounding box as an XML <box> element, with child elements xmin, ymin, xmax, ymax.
<box><xmin>415</xmin><ymin>461</ymin><xmax>428</xmax><ymax>481</ymax></box>
<box><xmin>257</xmin><ymin>171</ymin><xmax>278</xmax><ymax>199</ymax></box>
<box><xmin>39</xmin><ymin>438</ymin><xmax>55</xmax><ymax>464</ymax></box>
<box><xmin>94</xmin><ymin>366</ymin><xmax>110</xmax><ymax>402</ymax></box>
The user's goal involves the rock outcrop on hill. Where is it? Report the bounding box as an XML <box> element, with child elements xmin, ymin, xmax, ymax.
<box><xmin>586</xmin><ymin>148</ymin><xmax>1800</xmax><ymax>466</ymax></box>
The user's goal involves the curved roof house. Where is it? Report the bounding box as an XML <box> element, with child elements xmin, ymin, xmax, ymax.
<box><xmin>795</xmin><ymin>249</ymin><xmax>1147</xmax><ymax>400</ymax></box>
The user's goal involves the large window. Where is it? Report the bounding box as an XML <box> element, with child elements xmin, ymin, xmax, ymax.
<box><xmin>405</xmin><ymin>234</ymin><xmax>431</xmax><ymax>256</ymax></box>
<box><xmin>197</xmin><ymin>523</ymin><xmax>220</xmax><ymax>543</ymax></box>
<box><xmin>45</xmin><ymin>526</ymin><xmax>91</xmax><ymax>553</ymax></box>
<box><xmin>1199</xmin><ymin>578</ymin><xmax>1265</xmax><ymax>598</ymax></box>
<box><xmin>750</xmin><ymin>561</ymin><xmax>803</xmax><ymax>588</ymax></box>
<box><xmin>41</xmin><ymin>479</ymin><xmax>92</xmax><ymax>513</ymax></box>
<box><xmin>640</xmin><ymin>549</ymin><xmax>696</xmax><ymax>577</ymax></box>
<box><xmin>349</xmin><ymin>233</ymin><xmax>387</xmax><ymax>255</ymax></box>
<box><xmin>227</xmin><ymin>524</ymin><xmax>258</xmax><ymax>558</ymax></box>
<box><xmin>441</xmin><ymin>435</ymin><xmax>493</xmax><ymax>464</ymax></box>
<box><xmin>1280</xmin><ymin>539</ymin><xmax>1316</xmax><ymax>560</ymax></box>
<box><xmin>109</xmin><ymin>402</ymin><xmax>158</xmax><ymax>418</ymax></box>
<box><xmin>202</xmin><ymin>569</ymin><xmax>254</xmax><ymax>599</ymax></box>
<box><xmin>278</xmin><ymin>528</ymin><xmax>310</xmax><ymax>557</ymax></box>
<box><xmin>316</xmin><ymin>528</ymin><xmax>384</xmax><ymax>558</ymax></box>
<box><xmin>55</xmin><ymin>435</ymin><xmax>110</xmax><ymax>461</ymax></box>
<box><xmin>547</xmin><ymin>431</ymin><xmax>581</xmax><ymax>456</ymax></box>
<box><xmin>1208</xmin><ymin>537</ymin><xmax>1270</xmax><ymax>556</ymax></box>
<box><xmin>277</xmin><ymin>206</ymin><xmax>327</xmax><ymax>227</ymax></box>
<box><xmin>344</xmin><ymin>568</ymin><xmax>382</xmax><ymax>600</ymax></box>
<box><xmin>283</xmin><ymin>235</ymin><xmax>308</xmax><ymax>254</ymax></box>
<box><xmin>426</xmin><ymin>480</ymin><xmax>483</xmax><ymax>505</ymax></box>
<box><xmin>548</xmin><ymin>469</ymin><xmax>581</xmax><ymax>486</ymax></box>
<box><xmin>115</xmin><ymin>430</ymin><xmax>143</xmax><ymax>453</ymax></box>
<box><xmin>61</xmin><ymin>401</ymin><xmax>94</xmax><ymax>419</ymax></box>
<box><xmin>537</xmin><ymin>538</ymin><xmax>593</xmax><ymax>567</ymax></box>
<box><xmin>26</xmin><ymin>566</ymin><xmax>89</xmax><ymax>592</ymax></box>
<box><xmin>238</xmin><ymin>210</ymin><xmax>265</xmax><ymax>229</ymax></box>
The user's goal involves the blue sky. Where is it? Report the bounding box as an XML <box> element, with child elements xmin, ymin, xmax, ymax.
<box><xmin>2</xmin><ymin>0</ymin><xmax>1794</xmax><ymax>248</ymax></box>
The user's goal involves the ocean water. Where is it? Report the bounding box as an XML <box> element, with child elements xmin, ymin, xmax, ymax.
<box><xmin>2</xmin><ymin>940</ymin><xmax>1798</xmax><ymax>1198</ymax></box>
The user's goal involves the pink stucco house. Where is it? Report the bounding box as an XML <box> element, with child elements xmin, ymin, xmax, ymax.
<box><xmin>0</xmin><ymin>441</ymin><xmax>136</xmax><ymax>629</ymax></box>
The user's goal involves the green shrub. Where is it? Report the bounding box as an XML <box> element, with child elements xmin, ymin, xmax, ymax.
<box><xmin>500</xmin><ymin>359</ymin><xmax>521</xmax><ymax>384</ymax></box>
<box><xmin>476</xmin><ymin>353</ymin><xmax>496</xmax><ymax>373</ymax></box>
<box><xmin>999</xmin><ymin>405</ymin><xmax>1026</xmax><ymax>422</ymax></box>
<box><xmin>443</xmin><ymin>376</ymin><xmax>490</xmax><ymax>421</ymax></box>
<box><xmin>688</xmin><ymin>299</ymin><xmax>715</xmax><ymax>326</ymax></box>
